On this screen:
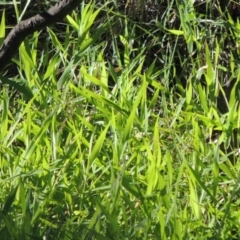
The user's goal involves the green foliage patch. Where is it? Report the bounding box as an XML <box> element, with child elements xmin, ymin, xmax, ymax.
<box><xmin>1</xmin><ymin>0</ymin><xmax>240</xmax><ymax>239</ymax></box>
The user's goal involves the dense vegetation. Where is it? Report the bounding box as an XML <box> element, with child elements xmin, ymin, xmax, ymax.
<box><xmin>1</xmin><ymin>0</ymin><xmax>240</xmax><ymax>239</ymax></box>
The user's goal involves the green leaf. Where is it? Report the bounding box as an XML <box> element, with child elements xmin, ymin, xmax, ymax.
<box><xmin>57</xmin><ymin>61</ymin><xmax>73</xmax><ymax>90</ymax></box>
<box><xmin>43</xmin><ymin>55</ymin><xmax>59</xmax><ymax>80</ymax></box>
<box><xmin>186</xmin><ymin>79</ymin><xmax>192</xmax><ymax>104</ymax></box>
<box><xmin>123</xmin><ymin>85</ymin><xmax>143</xmax><ymax>143</ymax></box>
<box><xmin>66</xmin><ymin>15</ymin><xmax>79</xmax><ymax>31</ymax></box>
<box><xmin>47</xmin><ymin>28</ymin><xmax>65</xmax><ymax>52</ymax></box>
<box><xmin>87</xmin><ymin>123</ymin><xmax>110</xmax><ymax>172</ymax></box>
<box><xmin>1</xmin><ymin>184</ymin><xmax>19</xmax><ymax>215</ymax></box>
<box><xmin>0</xmin><ymin>9</ymin><xmax>5</xmax><ymax>46</ymax></box>
<box><xmin>0</xmin><ymin>89</ymin><xmax>8</xmax><ymax>141</ymax></box>
<box><xmin>167</xmin><ymin>29</ymin><xmax>184</xmax><ymax>35</ymax></box>
<box><xmin>197</xmin><ymin>83</ymin><xmax>208</xmax><ymax>112</ymax></box>
<box><xmin>0</xmin><ymin>75</ymin><xmax>33</xmax><ymax>99</ymax></box>
<box><xmin>14</xmin><ymin>110</ymin><xmax>54</xmax><ymax>176</ymax></box>
<box><xmin>122</xmin><ymin>175</ymin><xmax>142</xmax><ymax>198</ymax></box>
<box><xmin>96</xmin><ymin>200</ymin><xmax>119</xmax><ymax>233</ymax></box>
<box><xmin>205</xmin><ymin>43</ymin><xmax>214</xmax><ymax>83</ymax></box>
<box><xmin>79</xmin><ymin>23</ymin><xmax>108</xmax><ymax>53</ymax></box>
<box><xmin>80</xmin><ymin>65</ymin><xmax>110</xmax><ymax>93</ymax></box>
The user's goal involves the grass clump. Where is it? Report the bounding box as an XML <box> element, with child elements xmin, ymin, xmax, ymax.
<box><xmin>1</xmin><ymin>0</ymin><xmax>240</xmax><ymax>239</ymax></box>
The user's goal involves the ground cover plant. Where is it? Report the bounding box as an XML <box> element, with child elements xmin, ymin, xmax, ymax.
<box><xmin>1</xmin><ymin>0</ymin><xmax>240</xmax><ymax>239</ymax></box>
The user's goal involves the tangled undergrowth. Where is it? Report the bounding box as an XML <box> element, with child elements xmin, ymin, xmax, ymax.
<box><xmin>1</xmin><ymin>0</ymin><xmax>240</xmax><ymax>239</ymax></box>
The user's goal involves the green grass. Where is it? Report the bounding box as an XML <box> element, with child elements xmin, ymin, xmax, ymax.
<box><xmin>1</xmin><ymin>0</ymin><xmax>240</xmax><ymax>239</ymax></box>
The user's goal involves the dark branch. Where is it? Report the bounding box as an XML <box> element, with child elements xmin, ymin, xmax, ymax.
<box><xmin>0</xmin><ymin>0</ymin><xmax>80</xmax><ymax>72</ymax></box>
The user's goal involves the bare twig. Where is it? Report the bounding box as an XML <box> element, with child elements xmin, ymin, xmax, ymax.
<box><xmin>0</xmin><ymin>0</ymin><xmax>80</xmax><ymax>72</ymax></box>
